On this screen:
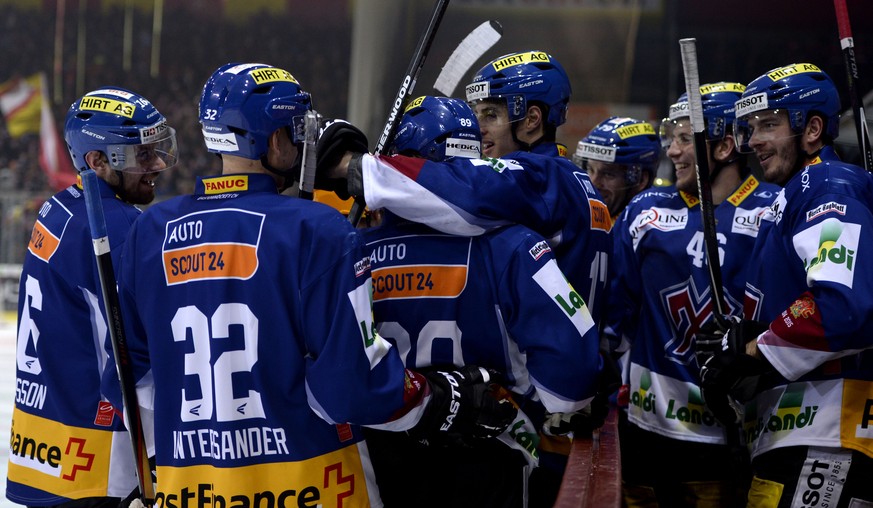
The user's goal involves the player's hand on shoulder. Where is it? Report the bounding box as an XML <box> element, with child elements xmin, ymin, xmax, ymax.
<box><xmin>408</xmin><ymin>365</ymin><xmax>517</xmax><ymax>447</ymax></box>
<box><xmin>315</xmin><ymin>119</ymin><xmax>369</xmax><ymax>199</ymax></box>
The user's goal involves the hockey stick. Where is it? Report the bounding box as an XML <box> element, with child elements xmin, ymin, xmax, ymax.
<box><xmin>433</xmin><ymin>20</ymin><xmax>503</xmax><ymax>97</ymax></box>
<box><xmin>833</xmin><ymin>0</ymin><xmax>873</xmax><ymax>172</ymax></box>
<box><xmin>298</xmin><ymin>110</ymin><xmax>320</xmax><ymax>200</ymax></box>
<box><xmin>348</xmin><ymin>0</ymin><xmax>451</xmax><ymax>227</ymax></box>
<box><xmin>678</xmin><ymin>38</ymin><xmax>730</xmax><ymax>330</ymax></box>
<box><xmin>81</xmin><ymin>169</ymin><xmax>155</xmax><ymax>505</ymax></box>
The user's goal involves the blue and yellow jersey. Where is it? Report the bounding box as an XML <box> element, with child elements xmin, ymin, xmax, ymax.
<box><xmin>8</xmin><ymin>178</ymin><xmax>140</xmax><ymax>505</ymax></box>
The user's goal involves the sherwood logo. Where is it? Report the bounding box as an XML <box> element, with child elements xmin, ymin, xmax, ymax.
<box><xmin>378</xmin><ymin>76</ymin><xmax>411</xmax><ymax>150</ymax></box>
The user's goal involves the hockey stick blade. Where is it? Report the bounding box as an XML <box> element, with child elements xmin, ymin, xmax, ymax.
<box><xmin>679</xmin><ymin>38</ymin><xmax>730</xmax><ymax>330</ymax></box>
<box><xmin>433</xmin><ymin>20</ymin><xmax>503</xmax><ymax>96</ymax></box>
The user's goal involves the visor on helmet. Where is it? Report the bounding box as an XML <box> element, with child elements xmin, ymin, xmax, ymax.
<box><xmin>106</xmin><ymin>126</ymin><xmax>178</xmax><ymax>173</ymax></box>
<box><xmin>733</xmin><ymin>109</ymin><xmax>800</xmax><ymax>154</ymax></box>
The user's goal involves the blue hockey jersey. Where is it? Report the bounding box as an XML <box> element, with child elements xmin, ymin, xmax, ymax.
<box><xmin>114</xmin><ymin>173</ymin><xmax>426</xmax><ymax>507</ymax></box>
<box><xmin>742</xmin><ymin>147</ymin><xmax>873</xmax><ymax>460</ymax></box>
<box><xmin>364</xmin><ymin>214</ymin><xmax>602</xmax><ymax>461</ymax></box>
<box><xmin>7</xmin><ymin>178</ymin><xmax>138</xmax><ymax>505</ymax></box>
<box><xmin>609</xmin><ymin>175</ymin><xmax>780</xmax><ymax>444</ymax></box>
<box><xmin>358</xmin><ymin>152</ymin><xmax>612</xmax><ymax>324</ymax></box>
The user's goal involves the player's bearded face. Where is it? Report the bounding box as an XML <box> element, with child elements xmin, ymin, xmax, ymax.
<box><xmin>746</xmin><ymin>110</ymin><xmax>799</xmax><ymax>186</ymax></box>
<box><xmin>119</xmin><ymin>169</ymin><xmax>158</xmax><ymax>205</ymax></box>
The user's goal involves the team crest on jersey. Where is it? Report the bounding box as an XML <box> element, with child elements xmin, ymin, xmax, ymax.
<box><xmin>789</xmin><ymin>295</ymin><xmax>816</xmax><ymax>319</ymax></box>
<box><xmin>661</xmin><ymin>277</ymin><xmax>740</xmax><ymax>365</ymax></box>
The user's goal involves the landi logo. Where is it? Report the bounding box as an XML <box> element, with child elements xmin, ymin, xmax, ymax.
<box><xmin>743</xmin><ymin>385</ymin><xmax>819</xmax><ymax>445</ymax></box>
<box><xmin>630</xmin><ymin>370</ymin><xmax>656</xmax><ymax>414</ymax></box>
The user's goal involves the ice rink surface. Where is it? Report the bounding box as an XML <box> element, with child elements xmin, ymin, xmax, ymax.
<box><xmin>0</xmin><ymin>319</ymin><xmax>17</xmax><ymax>508</ymax></box>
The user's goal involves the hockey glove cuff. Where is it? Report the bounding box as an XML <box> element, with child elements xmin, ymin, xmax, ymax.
<box><xmin>409</xmin><ymin>365</ymin><xmax>517</xmax><ymax>447</ymax></box>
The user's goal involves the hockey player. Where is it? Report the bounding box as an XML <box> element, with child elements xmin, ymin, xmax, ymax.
<box><xmin>362</xmin><ymin>96</ymin><xmax>602</xmax><ymax>508</ymax></box>
<box><xmin>7</xmin><ymin>88</ymin><xmax>178</xmax><ymax>507</ymax></box>
<box><xmin>572</xmin><ymin>116</ymin><xmax>660</xmax><ymax>220</ymax></box>
<box><xmin>316</xmin><ymin>50</ymin><xmax>610</xmax><ymax>327</ymax></box>
<box><xmin>317</xmin><ymin>84</ymin><xmax>610</xmax><ymax>507</ymax></box>
<box><xmin>108</xmin><ymin>63</ymin><xmax>516</xmax><ymax>506</ymax></box>
<box><xmin>464</xmin><ymin>50</ymin><xmax>572</xmax><ymax>159</ymax></box>
<box><xmin>699</xmin><ymin>63</ymin><xmax>873</xmax><ymax>506</ymax></box>
<box><xmin>608</xmin><ymin>82</ymin><xmax>780</xmax><ymax>507</ymax></box>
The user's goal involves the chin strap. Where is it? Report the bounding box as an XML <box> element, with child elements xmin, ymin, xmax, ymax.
<box><xmin>109</xmin><ymin>170</ymin><xmax>130</xmax><ymax>202</ymax></box>
<box><xmin>261</xmin><ymin>147</ymin><xmax>303</xmax><ymax>192</ymax></box>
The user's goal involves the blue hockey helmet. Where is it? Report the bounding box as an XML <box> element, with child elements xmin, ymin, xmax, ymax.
<box><xmin>734</xmin><ymin>63</ymin><xmax>841</xmax><ymax>149</ymax></box>
<box><xmin>64</xmin><ymin>87</ymin><xmax>178</xmax><ymax>173</ymax></box>
<box><xmin>465</xmin><ymin>50</ymin><xmax>571</xmax><ymax>127</ymax></box>
<box><xmin>660</xmin><ymin>82</ymin><xmax>746</xmax><ymax>149</ymax></box>
<box><xmin>199</xmin><ymin>62</ymin><xmax>312</xmax><ymax>160</ymax></box>
<box><xmin>392</xmin><ymin>96</ymin><xmax>481</xmax><ymax>162</ymax></box>
<box><xmin>574</xmin><ymin>116</ymin><xmax>660</xmax><ymax>185</ymax></box>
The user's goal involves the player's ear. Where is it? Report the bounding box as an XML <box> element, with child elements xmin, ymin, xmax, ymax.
<box><xmin>85</xmin><ymin>151</ymin><xmax>113</xmax><ymax>180</ymax></box>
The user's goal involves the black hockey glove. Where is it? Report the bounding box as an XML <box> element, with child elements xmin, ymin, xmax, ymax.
<box><xmin>697</xmin><ymin>317</ymin><xmax>778</xmax><ymax>426</ymax></box>
<box><xmin>542</xmin><ymin>392</ymin><xmax>609</xmax><ymax>438</ymax></box>
<box><xmin>543</xmin><ymin>351</ymin><xmax>617</xmax><ymax>438</ymax></box>
<box><xmin>409</xmin><ymin>365</ymin><xmax>518</xmax><ymax>447</ymax></box>
<box><xmin>694</xmin><ymin>316</ymin><xmax>769</xmax><ymax>369</ymax></box>
<box><xmin>315</xmin><ymin>119</ymin><xmax>369</xmax><ymax>200</ymax></box>
<box><xmin>700</xmin><ymin>352</ymin><xmax>779</xmax><ymax>426</ymax></box>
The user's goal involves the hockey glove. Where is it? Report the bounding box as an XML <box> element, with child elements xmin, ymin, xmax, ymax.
<box><xmin>543</xmin><ymin>351</ymin><xmax>617</xmax><ymax>438</ymax></box>
<box><xmin>315</xmin><ymin>119</ymin><xmax>369</xmax><ymax>200</ymax></box>
<box><xmin>409</xmin><ymin>365</ymin><xmax>518</xmax><ymax>447</ymax></box>
<box><xmin>700</xmin><ymin>352</ymin><xmax>780</xmax><ymax>425</ymax></box>
<box><xmin>694</xmin><ymin>316</ymin><xmax>769</xmax><ymax>369</ymax></box>
<box><xmin>542</xmin><ymin>392</ymin><xmax>609</xmax><ymax>438</ymax></box>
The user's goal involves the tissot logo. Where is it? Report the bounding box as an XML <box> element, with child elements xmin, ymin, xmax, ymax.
<box><xmin>735</xmin><ymin>93</ymin><xmax>768</xmax><ymax>117</ymax></box>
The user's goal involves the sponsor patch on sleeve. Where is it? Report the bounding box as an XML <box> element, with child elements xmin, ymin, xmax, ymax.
<box><xmin>529</xmin><ymin>240</ymin><xmax>551</xmax><ymax>260</ymax></box>
<box><xmin>805</xmin><ymin>201</ymin><xmax>846</xmax><ymax>222</ymax></box>
<box><xmin>793</xmin><ymin>217</ymin><xmax>859</xmax><ymax>288</ymax></box>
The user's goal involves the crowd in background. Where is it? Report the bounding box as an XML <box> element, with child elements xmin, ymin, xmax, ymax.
<box><xmin>0</xmin><ymin>2</ymin><xmax>350</xmax><ymax>198</ymax></box>
<box><xmin>0</xmin><ymin>0</ymin><xmax>869</xmax><ymax>252</ymax></box>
